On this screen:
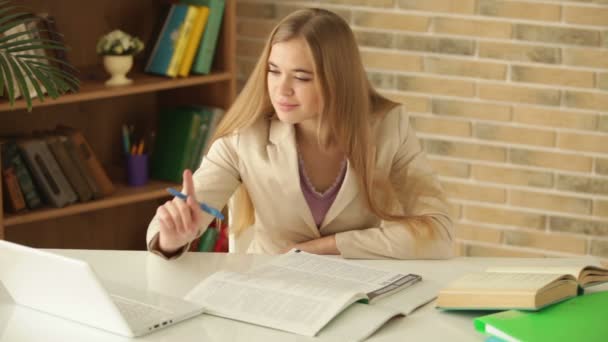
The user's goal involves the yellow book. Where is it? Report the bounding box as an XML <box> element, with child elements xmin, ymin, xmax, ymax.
<box><xmin>178</xmin><ymin>6</ymin><xmax>210</xmax><ymax>77</ymax></box>
<box><xmin>167</xmin><ymin>5</ymin><xmax>199</xmax><ymax>77</ymax></box>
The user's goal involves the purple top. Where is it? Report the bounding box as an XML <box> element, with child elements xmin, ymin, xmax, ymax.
<box><xmin>299</xmin><ymin>155</ymin><xmax>347</xmax><ymax>228</ymax></box>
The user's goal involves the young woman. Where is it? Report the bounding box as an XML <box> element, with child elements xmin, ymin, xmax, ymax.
<box><xmin>146</xmin><ymin>8</ymin><xmax>454</xmax><ymax>260</ymax></box>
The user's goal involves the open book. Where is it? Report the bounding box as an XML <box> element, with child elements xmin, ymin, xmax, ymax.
<box><xmin>185</xmin><ymin>249</ymin><xmax>421</xmax><ymax>338</ymax></box>
<box><xmin>436</xmin><ymin>264</ymin><xmax>608</xmax><ymax>311</ymax></box>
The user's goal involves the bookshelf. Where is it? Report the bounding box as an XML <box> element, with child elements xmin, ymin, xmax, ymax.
<box><xmin>0</xmin><ymin>0</ymin><xmax>236</xmax><ymax>249</ymax></box>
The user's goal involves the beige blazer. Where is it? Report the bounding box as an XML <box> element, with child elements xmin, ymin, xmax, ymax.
<box><xmin>147</xmin><ymin>105</ymin><xmax>454</xmax><ymax>259</ymax></box>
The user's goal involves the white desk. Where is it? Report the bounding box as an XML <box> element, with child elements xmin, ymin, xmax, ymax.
<box><xmin>0</xmin><ymin>250</ymin><xmax>605</xmax><ymax>342</ymax></box>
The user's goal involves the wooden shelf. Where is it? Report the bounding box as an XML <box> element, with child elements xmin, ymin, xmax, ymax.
<box><xmin>3</xmin><ymin>179</ymin><xmax>178</xmax><ymax>227</ymax></box>
<box><xmin>0</xmin><ymin>70</ymin><xmax>233</xmax><ymax>112</ymax></box>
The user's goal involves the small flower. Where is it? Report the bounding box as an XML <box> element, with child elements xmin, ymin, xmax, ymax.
<box><xmin>96</xmin><ymin>29</ymin><xmax>144</xmax><ymax>56</ymax></box>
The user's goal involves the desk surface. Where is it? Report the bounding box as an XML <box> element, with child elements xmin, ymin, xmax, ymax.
<box><xmin>0</xmin><ymin>250</ymin><xmax>605</xmax><ymax>342</ymax></box>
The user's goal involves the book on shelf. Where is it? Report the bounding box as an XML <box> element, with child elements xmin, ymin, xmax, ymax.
<box><xmin>61</xmin><ymin>134</ymin><xmax>101</xmax><ymax>199</ymax></box>
<box><xmin>200</xmin><ymin>106</ymin><xmax>223</xmax><ymax>157</ymax></box>
<box><xmin>186</xmin><ymin>105</ymin><xmax>222</xmax><ymax>171</ymax></box>
<box><xmin>180</xmin><ymin>0</ymin><xmax>225</xmax><ymax>74</ymax></box>
<box><xmin>1</xmin><ymin>141</ymin><xmax>42</xmax><ymax>209</ymax></box>
<box><xmin>145</xmin><ymin>4</ymin><xmax>189</xmax><ymax>77</ymax></box>
<box><xmin>474</xmin><ymin>290</ymin><xmax>608</xmax><ymax>342</ymax></box>
<box><xmin>1</xmin><ymin>142</ymin><xmax>27</xmax><ymax>213</ymax></box>
<box><xmin>178</xmin><ymin>6</ymin><xmax>210</xmax><ymax>77</ymax></box>
<box><xmin>55</xmin><ymin>126</ymin><xmax>115</xmax><ymax>197</ymax></box>
<box><xmin>197</xmin><ymin>224</ymin><xmax>217</xmax><ymax>252</ymax></box>
<box><xmin>46</xmin><ymin>135</ymin><xmax>94</xmax><ymax>202</ymax></box>
<box><xmin>185</xmin><ymin>249</ymin><xmax>422</xmax><ymax>337</ymax></box>
<box><xmin>1</xmin><ymin>166</ymin><xmax>26</xmax><ymax>213</ymax></box>
<box><xmin>436</xmin><ymin>264</ymin><xmax>608</xmax><ymax>311</ymax></box>
<box><xmin>18</xmin><ymin>138</ymin><xmax>78</xmax><ymax>208</ymax></box>
<box><xmin>150</xmin><ymin>106</ymin><xmax>207</xmax><ymax>182</ymax></box>
<box><xmin>166</xmin><ymin>5</ymin><xmax>198</xmax><ymax>77</ymax></box>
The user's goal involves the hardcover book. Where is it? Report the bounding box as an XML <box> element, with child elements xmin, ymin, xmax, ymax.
<box><xmin>436</xmin><ymin>264</ymin><xmax>608</xmax><ymax>311</ymax></box>
<box><xmin>55</xmin><ymin>126</ymin><xmax>115</xmax><ymax>197</ymax></box>
<box><xmin>180</xmin><ymin>0</ymin><xmax>225</xmax><ymax>74</ymax></box>
<box><xmin>18</xmin><ymin>139</ymin><xmax>78</xmax><ymax>208</ymax></box>
<box><xmin>46</xmin><ymin>135</ymin><xmax>93</xmax><ymax>202</ymax></box>
<box><xmin>145</xmin><ymin>4</ymin><xmax>189</xmax><ymax>76</ymax></box>
<box><xmin>1</xmin><ymin>141</ymin><xmax>42</xmax><ymax>209</ymax></box>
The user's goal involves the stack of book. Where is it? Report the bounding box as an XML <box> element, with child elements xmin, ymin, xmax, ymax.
<box><xmin>1</xmin><ymin>127</ymin><xmax>114</xmax><ymax>213</ymax></box>
<box><xmin>145</xmin><ymin>0</ymin><xmax>225</xmax><ymax>77</ymax></box>
<box><xmin>150</xmin><ymin>105</ymin><xmax>224</xmax><ymax>183</ymax></box>
<box><xmin>435</xmin><ymin>264</ymin><xmax>608</xmax><ymax>341</ymax></box>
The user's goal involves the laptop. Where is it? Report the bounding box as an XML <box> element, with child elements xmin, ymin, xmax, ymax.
<box><xmin>0</xmin><ymin>240</ymin><xmax>205</xmax><ymax>337</ymax></box>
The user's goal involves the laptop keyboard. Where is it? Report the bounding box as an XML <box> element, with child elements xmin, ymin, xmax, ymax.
<box><xmin>111</xmin><ymin>294</ymin><xmax>173</xmax><ymax>326</ymax></box>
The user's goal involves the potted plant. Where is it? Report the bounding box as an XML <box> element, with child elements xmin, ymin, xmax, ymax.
<box><xmin>0</xmin><ymin>2</ymin><xmax>79</xmax><ymax>111</ymax></box>
<box><xmin>96</xmin><ymin>29</ymin><xmax>144</xmax><ymax>87</ymax></box>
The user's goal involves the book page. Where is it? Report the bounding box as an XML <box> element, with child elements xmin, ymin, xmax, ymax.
<box><xmin>444</xmin><ymin>272</ymin><xmax>568</xmax><ymax>291</ymax></box>
<box><xmin>486</xmin><ymin>266</ymin><xmax>585</xmax><ymax>280</ymax></box>
<box><xmin>185</xmin><ymin>271</ymin><xmax>356</xmax><ymax>336</ymax></box>
<box><xmin>265</xmin><ymin>250</ymin><xmax>421</xmax><ymax>299</ymax></box>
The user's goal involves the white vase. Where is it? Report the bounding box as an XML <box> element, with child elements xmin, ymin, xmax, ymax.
<box><xmin>103</xmin><ymin>55</ymin><xmax>133</xmax><ymax>87</ymax></box>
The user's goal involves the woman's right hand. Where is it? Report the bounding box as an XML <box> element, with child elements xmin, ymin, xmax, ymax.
<box><xmin>156</xmin><ymin>169</ymin><xmax>204</xmax><ymax>254</ymax></box>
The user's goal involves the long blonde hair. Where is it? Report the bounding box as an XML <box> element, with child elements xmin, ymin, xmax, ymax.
<box><xmin>211</xmin><ymin>8</ymin><xmax>420</xmax><ymax>235</ymax></box>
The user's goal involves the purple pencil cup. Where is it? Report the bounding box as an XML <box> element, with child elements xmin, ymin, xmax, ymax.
<box><xmin>127</xmin><ymin>154</ymin><xmax>148</xmax><ymax>187</ymax></box>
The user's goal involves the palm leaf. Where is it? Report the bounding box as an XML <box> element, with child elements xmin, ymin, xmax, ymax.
<box><xmin>0</xmin><ymin>2</ymin><xmax>79</xmax><ymax>111</ymax></box>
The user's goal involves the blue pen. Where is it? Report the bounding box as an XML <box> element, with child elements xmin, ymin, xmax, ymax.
<box><xmin>166</xmin><ymin>187</ymin><xmax>225</xmax><ymax>220</ymax></box>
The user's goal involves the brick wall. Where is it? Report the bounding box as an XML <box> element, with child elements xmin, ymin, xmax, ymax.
<box><xmin>235</xmin><ymin>0</ymin><xmax>608</xmax><ymax>261</ymax></box>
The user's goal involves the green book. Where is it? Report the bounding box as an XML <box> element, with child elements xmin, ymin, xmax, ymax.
<box><xmin>474</xmin><ymin>291</ymin><xmax>608</xmax><ymax>342</ymax></box>
<box><xmin>180</xmin><ymin>0</ymin><xmax>225</xmax><ymax>74</ymax></box>
<box><xmin>187</xmin><ymin>106</ymin><xmax>216</xmax><ymax>171</ymax></box>
<box><xmin>198</xmin><ymin>226</ymin><xmax>218</xmax><ymax>252</ymax></box>
<box><xmin>150</xmin><ymin>107</ymin><xmax>203</xmax><ymax>182</ymax></box>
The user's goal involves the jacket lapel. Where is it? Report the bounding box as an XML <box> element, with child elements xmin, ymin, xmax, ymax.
<box><xmin>267</xmin><ymin>120</ymin><xmax>320</xmax><ymax>236</ymax></box>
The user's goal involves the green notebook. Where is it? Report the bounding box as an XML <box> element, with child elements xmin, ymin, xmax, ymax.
<box><xmin>474</xmin><ymin>290</ymin><xmax>608</xmax><ymax>342</ymax></box>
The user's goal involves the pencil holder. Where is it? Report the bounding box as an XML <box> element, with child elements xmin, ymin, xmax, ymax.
<box><xmin>126</xmin><ymin>154</ymin><xmax>148</xmax><ymax>187</ymax></box>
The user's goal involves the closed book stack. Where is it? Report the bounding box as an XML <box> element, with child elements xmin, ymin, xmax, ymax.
<box><xmin>178</xmin><ymin>6</ymin><xmax>210</xmax><ymax>77</ymax></box>
<box><xmin>46</xmin><ymin>135</ymin><xmax>94</xmax><ymax>202</ymax></box>
<box><xmin>145</xmin><ymin>4</ymin><xmax>190</xmax><ymax>77</ymax></box>
<box><xmin>151</xmin><ymin>106</ymin><xmax>206</xmax><ymax>182</ymax></box>
<box><xmin>61</xmin><ymin>135</ymin><xmax>101</xmax><ymax>199</ymax></box>
<box><xmin>18</xmin><ymin>139</ymin><xmax>78</xmax><ymax>208</ymax></box>
<box><xmin>187</xmin><ymin>105</ymin><xmax>224</xmax><ymax>171</ymax></box>
<box><xmin>180</xmin><ymin>0</ymin><xmax>225</xmax><ymax>74</ymax></box>
<box><xmin>166</xmin><ymin>5</ymin><xmax>199</xmax><ymax>77</ymax></box>
<box><xmin>145</xmin><ymin>1</ymin><xmax>224</xmax><ymax>77</ymax></box>
<box><xmin>55</xmin><ymin>126</ymin><xmax>115</xmax><ymax>197</ymax></box>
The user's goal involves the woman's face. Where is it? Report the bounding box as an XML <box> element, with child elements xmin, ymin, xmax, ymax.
<box><xmin>267</xmin><ymin>38</ymin><xmax>322</xmax><ymax>125</ymax></box>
